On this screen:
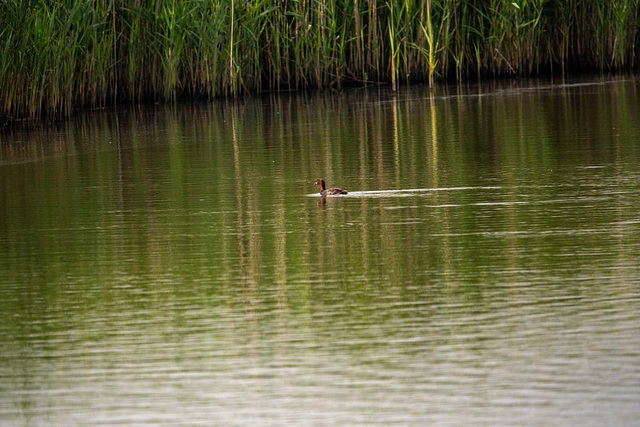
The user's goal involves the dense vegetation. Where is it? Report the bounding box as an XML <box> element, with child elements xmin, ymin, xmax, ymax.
<box><xmin>1</xmin><ymin>0</ymin><xmax>639</xmax><ymax>119</ymax></box>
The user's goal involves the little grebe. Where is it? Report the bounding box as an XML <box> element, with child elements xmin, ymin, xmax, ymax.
<box><xmin>315</xmin><ymin>179</ymin><xmax>348</xmax><ymax>196</ymax></box>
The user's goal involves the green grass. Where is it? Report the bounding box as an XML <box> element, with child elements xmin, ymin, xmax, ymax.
<box><xmin>1</xmin><ymin>0</ymin><xmax>639</xmax><ymax>119</ymax></box>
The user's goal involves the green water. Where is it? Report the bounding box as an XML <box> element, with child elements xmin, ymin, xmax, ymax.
<box><xmin>1</xmin><ymin>78</ymin><xmax>640</xmax><ymax>425</ymax></box>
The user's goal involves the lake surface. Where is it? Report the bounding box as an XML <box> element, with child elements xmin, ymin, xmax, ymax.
<box><xmin>1</xmin><ymin>77</ymin><xmax>640</xmax><ymax>426</ymax></box>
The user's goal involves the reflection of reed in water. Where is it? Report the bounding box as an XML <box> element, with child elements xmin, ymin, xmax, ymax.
<box><xmin>2</xmin><ymin>83</ymin><xmax>640</xmax><ymax>317</ymax></box>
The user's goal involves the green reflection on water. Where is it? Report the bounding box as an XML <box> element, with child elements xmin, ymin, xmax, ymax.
<box><xmin>1</xmin><ymin>78</ymin><xmax>640</xmax><ymax>424</ymax></box>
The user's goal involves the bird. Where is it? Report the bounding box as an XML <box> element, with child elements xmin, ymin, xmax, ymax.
<box><xmin>315</xmin><ymin>179</ymin><xmax>348</xmax><ymax>196</ymax></box>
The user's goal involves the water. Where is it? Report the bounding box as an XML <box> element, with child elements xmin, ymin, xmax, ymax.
<box><xmin>1</xmin><ymin>77</ymin><xmax>640</xmax><ymax>425</ymax></box>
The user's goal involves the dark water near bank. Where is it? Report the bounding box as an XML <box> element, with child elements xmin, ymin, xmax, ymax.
<box><xmin>1</xmin><ymin>78</ymin><xmax>640</xmax><ymax>426</ymax></box>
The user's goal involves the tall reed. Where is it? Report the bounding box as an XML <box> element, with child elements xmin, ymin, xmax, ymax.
<box><xmin>1</xmin><ymin>0</ymin><xmax>639</xmax><ymax>119</ymax></box>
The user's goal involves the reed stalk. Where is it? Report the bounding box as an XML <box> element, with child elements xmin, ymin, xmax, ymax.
<box><xmin>1</xmin><ymin>0</ymin><xmax>639</xmax><ymax>120</ymax></box>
